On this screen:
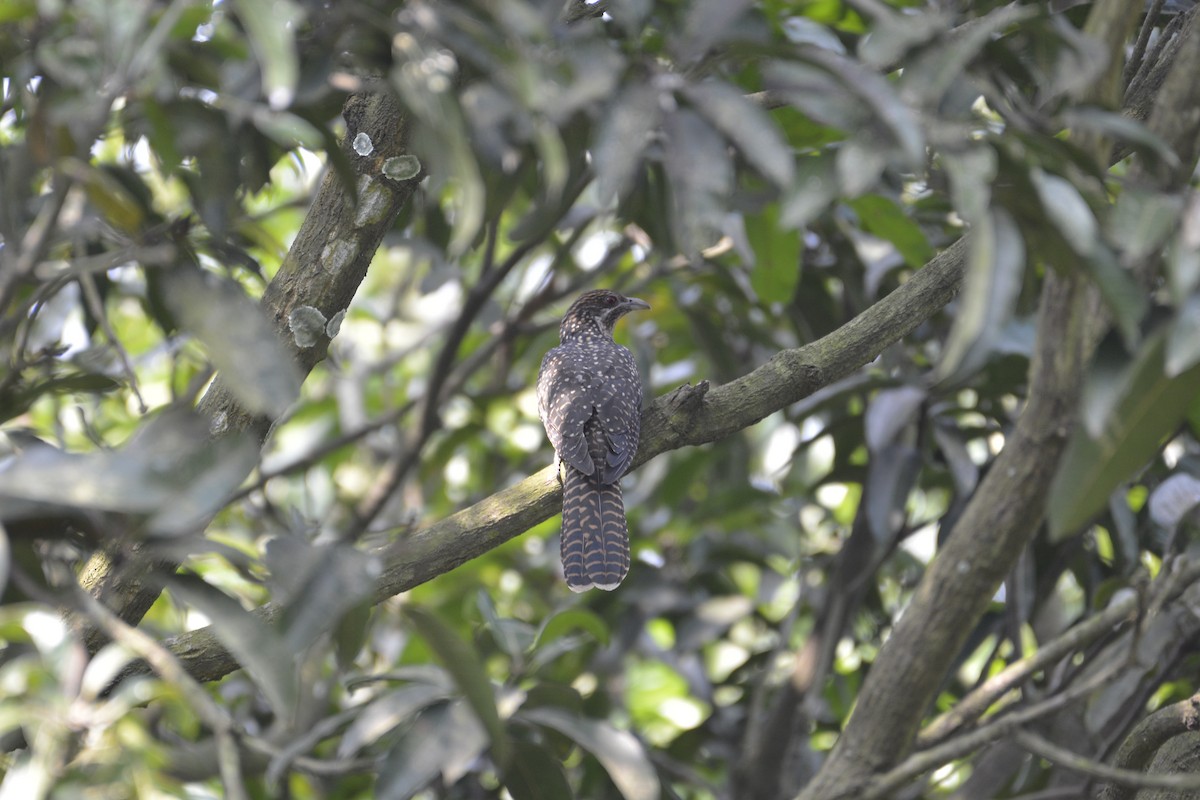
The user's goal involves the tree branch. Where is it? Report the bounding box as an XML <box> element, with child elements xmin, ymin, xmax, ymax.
<box><xmin>151</xmin><ymin>234</ymin><xmax>969</xmax><ymax>685</ymax></box>
<box><xmin>1100</xmin><ymin>692</ymin><xmax>1200</xmax><ymax>800</ymax></box>
<box><xmin>75</xmin><ymin>88</ymin><xmax>423</xmax><ymax>647</ymax></box>
<box><xmin>797</xmin><ymin>2</ymin><xmax>1152</xmax><ymax>796</ymax></box>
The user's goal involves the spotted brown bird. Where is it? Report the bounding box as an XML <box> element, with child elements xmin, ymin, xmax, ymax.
<box><xmin>537</xmin><ymin>289</ymin><xmax>649</xmax><ymax>591</ymax></box>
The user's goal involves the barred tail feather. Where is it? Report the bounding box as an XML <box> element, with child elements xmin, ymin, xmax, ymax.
<box><xmin>561</xmin><ymin>467</ymin><xmax>631</xmax><ymax>592</ymax></box>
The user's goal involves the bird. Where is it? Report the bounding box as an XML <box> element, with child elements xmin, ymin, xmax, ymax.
<box><xmin>537</xmin><ymin>289</ymin><xmax>650</xmax><ymax>591</ymax></box>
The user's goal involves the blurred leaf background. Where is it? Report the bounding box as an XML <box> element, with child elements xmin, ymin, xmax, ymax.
<box><xmin>3</xmin><ymin>0</ymin><xmax>1200</xmax><ymax>798</ymax></box>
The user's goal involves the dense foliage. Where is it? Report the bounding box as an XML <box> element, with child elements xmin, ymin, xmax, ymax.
<box><xmin>3</xmin><ymin>1</ymin><xmax>1200</xmax><ymax>799</ymax></box>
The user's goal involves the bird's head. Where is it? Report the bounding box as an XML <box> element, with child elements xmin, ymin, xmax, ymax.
<box><xmin>560</xmin><ymin>289</ymin><xmax>650</xmax><ymax>340</ymax></box>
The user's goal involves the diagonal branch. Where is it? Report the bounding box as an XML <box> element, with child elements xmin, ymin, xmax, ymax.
<box><xmin>157</xmin><ymin>236</ymin><xmax>969</xmax><ymax>685</ymax></box>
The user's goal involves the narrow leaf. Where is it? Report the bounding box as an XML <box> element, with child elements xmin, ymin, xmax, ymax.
<box><xmin>745</xmin><ymin>204</ymin><xmax>802</xmax><ymax>304</ymax></box>
<box><xmin>1166</xmin><ymin>294</ymin><xmax>1200</xmax><ymax>377</ymax></box>
<box><xmin>338</xmin><ymin>683</ymin><xmax>452</xmax><ymax>758</ymax></box>
<box><xmin>165</xmin><ymin>573</ymin><xmax>297</xmax><ymax>718</ymax></box>
<box><xmin>522</xmin><ymin>708</ymin><xmax>660</xmax><ymax>800</ymax></box>
<box><xmin>593</xmin><ymin>84</ymin><xmax>662</xmax><ymax>204</ymax></box>
<box><xmin>165</xmin><ymin>269</ymin><xmax>301</xmax><ymax>417</ymax></box>
<box><xmin>503</xmin><ymin>739</ymin><xmax>573</xmax><ymax>800</ymax></box>
<box><xmin>230</xmin><ymin>0</ymin><xmax>301</xmax><ymax>108</ymax></box>
<box><xmin>1048</xmin><ymin>333</ymin><xmax>1200</xmax><ymax>540</ymax></box>
<box><xmin>850</xmin><ymin>194</ymin><xmax>934</xmax><ymax>269</ymax></box>
<box><xmin>534</xmin><ymin>608</ymin><xmax>610</xmax><ymax>649</ymax></box>
<box><xmin>937</xmin><ymin>207</ymin><xmax>1025</xmax><ymax>383</ymax></box>
<box><xmin>376</xmin><ymin>700</ymin><xmax>488</xmax><ymax>800</ymax></box>
<box><xmin>404</xmin><ymin>606</ymin><xmax>511</xmax><ymax>766</ymax></box>
<box><xmin>685</xmin><ymin>81</ymin><xmax>794</xmax><ymax>187</ymax></box>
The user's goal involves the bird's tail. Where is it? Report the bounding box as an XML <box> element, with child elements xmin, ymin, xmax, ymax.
<box><xmin>561</xmin><ymin>466</ymin><xmax>630</xmax><ymax>592</ymax></box>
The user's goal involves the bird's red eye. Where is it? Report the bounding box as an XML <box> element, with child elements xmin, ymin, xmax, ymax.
<box><xmin>605</xmin><ymin>295</ymin><xmax>619</xmax><ymax>306</ymax></box>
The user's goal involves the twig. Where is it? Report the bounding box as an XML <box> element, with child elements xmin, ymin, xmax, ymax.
<box><xmin>860</xmin><ymin>656</ymin><xmax>1129</xmax><ymax>800</ymax></box>
<box><xmin>1125</xmin><ymin>0</ymin><xmax>1168</xmax><ymax>86</ymax></box>
<box><xmin>345</xmin><ymin>177</ymin><xmax>593</xmax><ymax>539</ymax></box>
<box><xmin>1014</xmin><ymin>728</ymin><xmax>1200</xmax><ymax>792</ymax></box>
<box><xmin>916</xmin><ymin>586</ymin><xmax>1143</xmax><ymax>748</ymax></box>
<box><xmin>78</xmin><ymin>272</ymin><xmax>147</xmax><ymax>413</ymax></box>
<box><xmin>1100</xmin><ymin>691</ymin><xmax>1200</xmax><ymax>800</ymax></box>
<box><xmin>69</xmin><ymin>582</ymin><xmax>248</xmax><ymax>800</ymax></box>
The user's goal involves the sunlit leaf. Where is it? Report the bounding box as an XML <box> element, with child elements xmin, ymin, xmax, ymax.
<box><xmin>230</xmin><ymin>0</ymin><xmax>302</xmax><ymax>108</ymax></box>
<box><xmin>0</xmin><ymin>408</ymin><xmax>257</xmax><ymax>535</ymax></box>
<box><xmin>849</xmin><ymin>194</ymin><xmax>934</xmax><ymax>269</ymax></box>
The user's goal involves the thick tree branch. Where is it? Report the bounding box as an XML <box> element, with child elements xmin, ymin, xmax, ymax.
<box><xmin>798</xmin><ymin>3</ymin><xmax>1200</xmax><ymax>797</ymax></box>
<box><xmin>75</xmin><ymin>89</ymin><xmax>422</xmax><ymax>646</ymax></box>
<box><xmin>1100</xmin><ymin>693</ymin><xmax>1200</xmax><ymax>800</ymax></box>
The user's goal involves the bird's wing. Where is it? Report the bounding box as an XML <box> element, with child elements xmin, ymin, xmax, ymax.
<box><xmin>596</xmin><ymin>351</ymin><xmax>642</xmax><ymax>483</ymax></box>
<box><xmin>538</xmin><ymin>348</ymin><xmax>599</xmax><ymax>476</ymax></box>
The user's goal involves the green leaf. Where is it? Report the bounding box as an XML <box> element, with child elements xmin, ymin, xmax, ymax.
<box><xmin>745</xmin><ymin>204</ymin><xmax>802</xmax><ymax>304</ymax></box>
<box><xmin>1029</xmin><ymin>168</ymin><xmax>1097</xmax><ymax>256</ymax></box>
<box><xmin>936</xmin><ymin>208</ymin><xmax>1024</xmax><ymax>383</ymax></box>
<box><xmin>1048</xmin><ymin>332</ymin><xmax>1200</xmax><ymax>540</ymax></box>
<box><xmin>337</xmin><ymin>682</ymin><xmax>453</xmax><ymax>758</ymax></box>
<box><xmin>779</xmin><ymin>153</ymin><xmax>838</xmax><ymax>228</ymax></box>
<box><xmin>263</xmin><ymin>538</ymin><xmax>381</xmax><ymax>652</ymax></box>
<box><xmin>849</xmin><ymin>194</ymin><xmax>933</xmax><ymax>268</ymax></box>
<box><xmin>1166</xmin><ymin>295</ymin><xmax>1200</xmax><ymax>377</ymax></box>
<box><xmin>685</xmin><ymin>80</ymin><xmax>794</xmax><ymax>188</ymax></box>
<box><xmin>477</xmin><ymin>590</ymin><xmax>534</xmax><ymax>660</ymax></box>
<box><xmin>1083</xmin><ymin>245</ymin><xmax>1147</xmax><ymax>349</ymax></box>
<box><xmin>164</xmin><ymin>268</ymin><xmax>301</xmax><ymax>417</ymax></box>
<box><xmin>376</xmin><ymin>700</ymin><xmax>489</xmax><ymax>800</ymax></box>
<box><xmin>521</xmin><ymin>708</ymin><xmax>660</xmax><ymax>800</ymax></box>
<box><xmin>164</xmin><ymin>573</ymin><xmax>297</xmax><ymax>719</ymax></box>
<box><xmin>593</xmin><ymin>83</ymin><xmax>662</xmax><ymax>203</ymax></box>
<box><xmin>0</xmin><ymin>408</ymin><xmax>257</xmax><ymax>535</ymax></box>
<box><xmin>403</xmin><ymin>606</ymin><xmax>512</xmax><ymax>767</ymax></box>
<box><xmin>1062</xmin><ymin>108</ymin><xmax>1181</xmax><ymax>171</ymax></box>
<box><xmin>230</xmin><ymin>0</ymin><xmax>301</xmax><ymax>109</ymax></box>
<box><xmin>533</xmin><ymin>608</ymin><xmax>610</xmax><ymax>649</ymax></box>
<box><xmin>503</xmin><ymin>739</ymin><xmax>573</xmax><ymax>800</ymax></box>
<box><xmin>664</xmin><ymin>108</ymin><xmax>733</xmax><ymax>253</ymax></box>
<box><xmin>898</xmin><ymin>4</ymin><xmax>1036</xmax><ymax>107</ymax></box>
<box><xmin>1110</xmin><ymin>188</ymin><xmax>1183</xmax><ymax>265</ymax></box>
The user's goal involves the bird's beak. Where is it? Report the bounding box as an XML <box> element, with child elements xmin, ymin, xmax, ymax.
<box><xmin>623</xmin><ymin>297</ymin><xmax>650</xmax><ymax>311</ymax></box>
